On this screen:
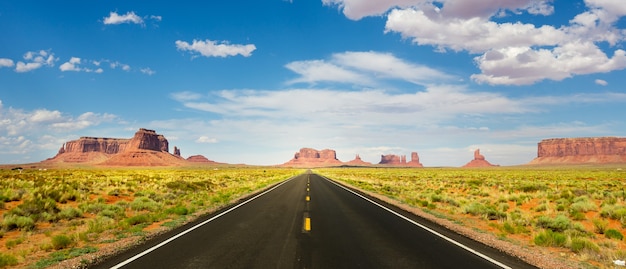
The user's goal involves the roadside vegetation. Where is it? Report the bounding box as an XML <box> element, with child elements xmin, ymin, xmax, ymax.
<box><xmin>0</xmin><ymin>167</ymin><xmax>301</xmax><ymax>268</ymax></box>
<box><xmin>316</xmin><ymin>166</ymin><xmax>626</xmax><ymax>269</ymax></box>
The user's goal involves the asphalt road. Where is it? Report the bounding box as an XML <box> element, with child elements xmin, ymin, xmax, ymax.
<box><xmin>94</xmin><ymin>172</ymin><xmax>537</xmax><ymax>269</ymax></box>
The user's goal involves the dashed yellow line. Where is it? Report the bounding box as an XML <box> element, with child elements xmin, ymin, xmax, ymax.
<box><xmin>304</xmin><ymin>217</ymin><xmax>311</xmax><ymax>232</ymax></box>
<box><xmin>306</xmin><ymin>195</ymin><xmax>310</xmax><ymax>201</ymax></box>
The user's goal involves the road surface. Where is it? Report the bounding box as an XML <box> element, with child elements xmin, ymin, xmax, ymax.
<box><xmin>94</xmin><ymin>172</ymin><xmax>536</xmax><ymax>269</ymax></box>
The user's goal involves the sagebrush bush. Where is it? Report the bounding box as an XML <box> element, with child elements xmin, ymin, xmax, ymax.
<box><xmin>534</xmin><ymin>230</ymin><xmax>567</xmax><ymax>247</ymax></box>
<box><xmin>606</xmin><ymin>229</ymin><xmax>624</xmax><ymax>240</ymax></box>
<box><xmin>0</xmin><ymin>253</ymin><xmax>18</xmax><ymax>267</ymax></box>
<box><xmin>51</xmin><ymin>234</ymin><xmax>74</xmax><ymax>250</ymax></box>
<box><xmin>570</xmin><ymin>237</ymin><xmax>599</xmax><ymax>253</ymax></box>
<box><xmin>2</xmin><ymin>215</ymin><xmax>35</xmax><ymax>231</ymax></box>
<box><xmin>536</xmin><ymin>215</ymin><xmax>571</xmax><ymax>232</ymax></box>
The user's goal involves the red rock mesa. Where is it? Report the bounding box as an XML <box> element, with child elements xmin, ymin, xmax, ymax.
<box><xmin>282</xmin><ymin>148</ymin><xmax>343</xmax><ymax>167</ymax></box>
<box><xmin>462</xmin><ymin>149</ymin><xmax>498</xmax><ymax>167</ymax></box>
<box><xmin>530</xmin><ymin>137</ymin><xmax>626</xmax><ymax>164</ymax></box>
<box><xmin>378</xmin><ymin>152</ymin><xmax>423</xmax><ymax>167</ymax></box>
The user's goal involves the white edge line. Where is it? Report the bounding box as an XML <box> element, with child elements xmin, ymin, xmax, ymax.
<box><xmin>109</xmin><ymin>175</ymin><xmax>299</xmax><ymax>269</ymax></box>
<box><xmin>320</xmin><ymin>175</ymin><xmax>513</xmax><ymax>269</ymax></box>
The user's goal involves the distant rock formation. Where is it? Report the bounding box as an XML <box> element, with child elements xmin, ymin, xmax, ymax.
<box><xmin>174</xmin><ymin>146</ymin><xmax>181</xmax><ymax>157</ymax></box>
<box><xmin>45</xmin><ymin>128</ymin><xmax>187</xmax><ymax>166</ymax></box>
<box><xmin>530</xmin><ymin>137</ymin><xmax>626</xmax><ymax>164</ymax></box>
<box><xmin>462</xmin><ymin>149</ymin><xmax>498</xmax><ymax>167</ymax></box>
<box><xmin>344</xmin><ymin>154</ymin><xmax>372</xmax><ymax>166</ymax></box>
<box><xmin>282</xmin><ymin>148</ymin><xmax>343</xmax><ymax>167</ymax></box>
<box><xmin>378</xmin><ymin>152</ymin><xmax>423</xmax><ymax>167</ymax></box>
<box><xmin>186</xmin><ymin>155</ymin><xmax>219</xmax><ymax>164</ymax></box>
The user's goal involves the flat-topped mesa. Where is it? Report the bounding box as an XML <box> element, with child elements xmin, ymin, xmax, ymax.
<box><xmin>462</xmin><ymin>149</ymin><xmax>498</xmax><ymax>167</ymax></box>
<box><xmin>379</xmin><ymin>152</ymin><xmax>423</xmax><ymax>167</ymax></box>
<box><xmin>530</xmin><ymin>137</ymin><xmax>626</xmax><ymax>164</ymax></box>
<box><xmin>60</xmin><ymin>137</ymin><xmax>130</xmax><ymax>155</ymax></box>
<box><xmin>126</xmin><ymin>128</ymin><xmax>168</xmax><ymax>152</ymax></box>
<box><xmin>46</xmin><ymin>128</ymin><xmax>187</xmax><ymax>166</ymax></box>
<box><xmin>282</xmin><ymin>148</ymin><xmax>343</xmax><ymax>167</ymax></box>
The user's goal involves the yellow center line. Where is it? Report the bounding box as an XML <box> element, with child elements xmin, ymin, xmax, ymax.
<box><xmin>306</xmin><ymin>195</ymin><xmax>310</xmax><ymax>201</ymax></box>
<box><xmin>304</xmin><ymin>217</ymin><xmax>311</xmax><ymax>232</ymax></box>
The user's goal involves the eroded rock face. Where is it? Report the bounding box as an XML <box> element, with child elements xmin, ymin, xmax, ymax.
<box><xmin>45</xmin><ymin>128</ymin><xmax>184</xmax><ymax>166</ymax></box>
<box><xmin>283</xmin><ymin>148</ymin><xmax>343</xmax><ymax>167</ymax></box>
<box><xmin>186</xmin><ymin>155</ymin><xmax>218</xmax><ymax>163</ymax></box>
<box><xmin>127</xmin><ymin>128</ymin><xmax>169</xmax><ymax>152</ymax></box>
<box><xmin>345</xmin><ymin>154</ymin><xmax>372</xmax><ymax>166</ymax></box>
<box><xmin>462</xmin><ymin>149</ymin><xmax>498</xmax><ymax>167</ymax></box>
<box><xmin>530</xmin><ymin>137</ymin><xmax>626</xmax><ymax>164</ymax></box>
<box><xmin>379</xmin><ymin>152</ymin><xmax>423</xmax><ymax>167</ymax></box>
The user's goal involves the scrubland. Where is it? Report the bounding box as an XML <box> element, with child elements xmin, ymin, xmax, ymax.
<box><xmin>316</xmin><ymin>166</ymin><xmax>626</xmax><ymax>269</ymax></box>
<box><xmin>0</xmin><ymin>167</ymin><xmax>301</xmax><ymax>268</ymax></box>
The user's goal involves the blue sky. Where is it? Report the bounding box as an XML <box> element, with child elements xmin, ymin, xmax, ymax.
<box><xmin>1</xmin><ymin>0</ymin><xmax>625</xmax><ymax>166</ymax></box>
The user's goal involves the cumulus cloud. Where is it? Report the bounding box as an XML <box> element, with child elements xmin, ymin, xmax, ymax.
<box><xmin>140</xmin><ymin>67</ymin><xmax>155</xmax><ymax>75</ymax></box>
<box><xmin>0</xmin><ymin>58</ymin><xmax>14</xmax><ymax>68</ymax></box>
<box><xmin>196</xmin><ymin>136</ymin><xmax>218</xmax><ymax>143</ymax></box>
<box><xmin>325</xmin><ymin>0</ymin><xmax>626</xmax><ymax>85</ymax></box>
<box><xmin>103</xmin><ymin>11</ymin><xmax>144</xmax><ymax>25</ymax></box>
<box><xmin>286</xmin><ymin>51</ymin><xmax>454</xmax><ymax>86</ymax></box>
<box><xmin>595</xmin><ymin>79</ymin><xmax>608</xmax><ymax>86</ymax></box>
<box><xmin>175</xmin><ymin>39</ymin><xmax>257</xmax><ymax>58</ymax></box>
<box><xmin>59</xmin><ymin>57</ymin><xmax>82</xmax><ymax>72</ymax></box>
<box><xmin>15</xmin><ymin>50</ymin><xmax>56</xmax><ymax>73</ymax></box>
<box><xmin>59</xmin><ymin>57</ymin><xmax>106</xmax><ymax>73</ymax></box>
<box><xmin>0</xmin><ymin>100</ymin><xmax>118</xmax><ymax>136</ymax></box>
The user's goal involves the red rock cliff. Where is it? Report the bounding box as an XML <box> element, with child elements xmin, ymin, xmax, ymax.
<box><xmin>379</xmin><ymin>152</ymin><xmax>423</xmax><ymax>167</ymax></box>
<box><xmin>530</xmin><ymin>137</ymin><xmax>626</xmax><ymax>164</ymax></box>
<box><xmin>282</xmin><ymin>148</ymin><xmax>343</xmax><ymax>167</ymax></box>
<box><xmin>462</xmin><ymin>149</ymin><xmax>498</xmax><ymax>167</ymax></box>
<box><xmin>46</xmin><ymin>128</ymin><xmax>182</xmax><ymax>166</ymax></box>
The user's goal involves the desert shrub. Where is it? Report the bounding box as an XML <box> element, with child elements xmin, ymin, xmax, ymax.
<box><xmin>465</xmin><ymin>202</ymin><xmax>506</xmax><ymax>220</ymax></box>
<box><xmin>605</xmin><ymin>229</ymin><xmax>624</xmax><ymax>240</ymax></box>
<box><xmin>58</xmin><ymin>207</ymin><xmax>83</xmax><ymax>220</ymax></box>
<box><xmin>592</xmin><ymin>218</ymin><xmax>609</xmax><ymax>234</ymax></box>
<box><xmin>518</xmin><ymin>184</ymin><xmax>546</xmax><ymax>193</ymax></box>
<box><xmin>165</xmin><ymin>205</ymin><xmax>189</xmax><ymax>216</ymax></box>
<box><xmin>87</xmin><ymin>216</ymin><xmax>115</xmax><ymax>234</ymax></box>
<box><xmin>51</xmin><ymin>234</ymin><xmax>74</xmax><ymax>250</ymax></box>
<box><xmin>0</xmin><ymin>253</ymin><xmax>18</xmax><ymax>267</ymax></box>
<box><xmin>2</xmin><ymin>215</ymin><xmax>35</xmax><ymax>231</ymax></box>
<box><xmin>124</xmin><ymin>214</ymin><xmax>152</xmax><ymax>226</ymax></box>
<box><xmin>600</xmin><ymin>205</ymin><xmax>626</xmax><ymax>220</ymax></box>
<box><xmin>570</xmin><ymin>196</ymin><xmax>597</xmax><ymax>213</ymax></box>
<box><xmin>569</xmin><ymin>211</ymin><xmax>586</xmax><ymax>221</ymax></box>
<box><xmin>570</xmin><ymin>237</ymin><xmax>599</xmax><ymax>253</ymax></box>
<box><xmin>7</xmin><ymin>198</ymin><xmax>59</xmax><ymax>221</ymax></box>
<box><xmin>34</xmin><ymin>246</ymin><xmax>97</xmax><ymax>268</ymax></box>
<box><xmin>536</xmin><ymin>215</ymin><xmax>571</xmax><ymax>232</ymax></box>
<box><xmin>130</xmin><ymin>197</ymin><xmax>160</xmax><ymax>212</ymax></box>
<box><xmin>534</xmin><ymin>230</ymin><xmax>567</xmax><ymax>247</ymax></box>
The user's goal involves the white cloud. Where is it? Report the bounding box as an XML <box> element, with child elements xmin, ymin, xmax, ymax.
<box><xmin>110</xmin><ymin>61</ymin><xmax>131</xmax><ymax>71</ymax></box>
<box><xmin>286</xmin><ymin>51</ymin><xmax>454</xmax><ymax>86</ymax></box>
<box><xmin>140</xmin><ymin>67</ymin><xmax>155</xmax><ymax>75</ymax></box>
<box><xmin>175</xmin><ymin>39</ymin><xmax>257</xmax><ymax>58</ymax></box>
<box><xmin>196</xmin><ymin>136</ymin><xmax>218</xmax><ymax>143</ymax></box>
<box><xmin>15</xmin><ymin>50</ymin><xmax>56</xmax><ymax>73</ymax></box>
<box><xmin>103</xmin><ymin>11</ymin><xmax>144</xmax><ymax>25</ymax></box>
<box><xmin>0</xmin><ymin>58</ymin><xmax>14</xmax><ymax>68</ymax></box>
<box><xmin>0</xmin><ymin>100</ymin><xmax>118</xmax><ymax>136</ymax></box>
<box><xmin>595</xmin><ymin>79</ymin><xmax>608</xmax><ymax>86</ymax></box>
<box><xmin>59</xmin><ymin>57</ymin><xmax>82</xmax><ymax>72</ymax></box>
<box><xmin>285</xmin><ymin>60</ymin><xmax>373</xmax><ymax>85</ymax></box>
<box><xmin>326</xmin><ymin>0</ymin><xmax>626</xmax><ymax>85</ymax></box>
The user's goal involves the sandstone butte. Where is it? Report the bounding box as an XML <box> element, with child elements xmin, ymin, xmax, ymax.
<box><xmin>462</xmin><ymin>149</ymin><xmax>499</xmax><ymax>167</ymax></box>
<box><xmin>282</xmin><ymin>148</ymin><xmax>344</xmax><ymax>167</ymax></box>
<box><xmin>43</xmin><ymin>128</ymin><xmax>216</xmax><ymax>166</ymax></box>
<box><xmin>378</xmin><ymin>152</ymin><xmax>424</xmax><ymax>167</ymax></box>
<box><xmin>529</xmin><ymin>137</ymin><xmax>626</xmax><ymax>164</ymax></box>
<box><xmin>282</xmin><ymin>148</ymin><xmax>424</xmax><ymax>167</ymax></box>
<box><xmin>344</xmin><ymin>154</ymin><xmax>373</xmax><ymax>166</ymax></box>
